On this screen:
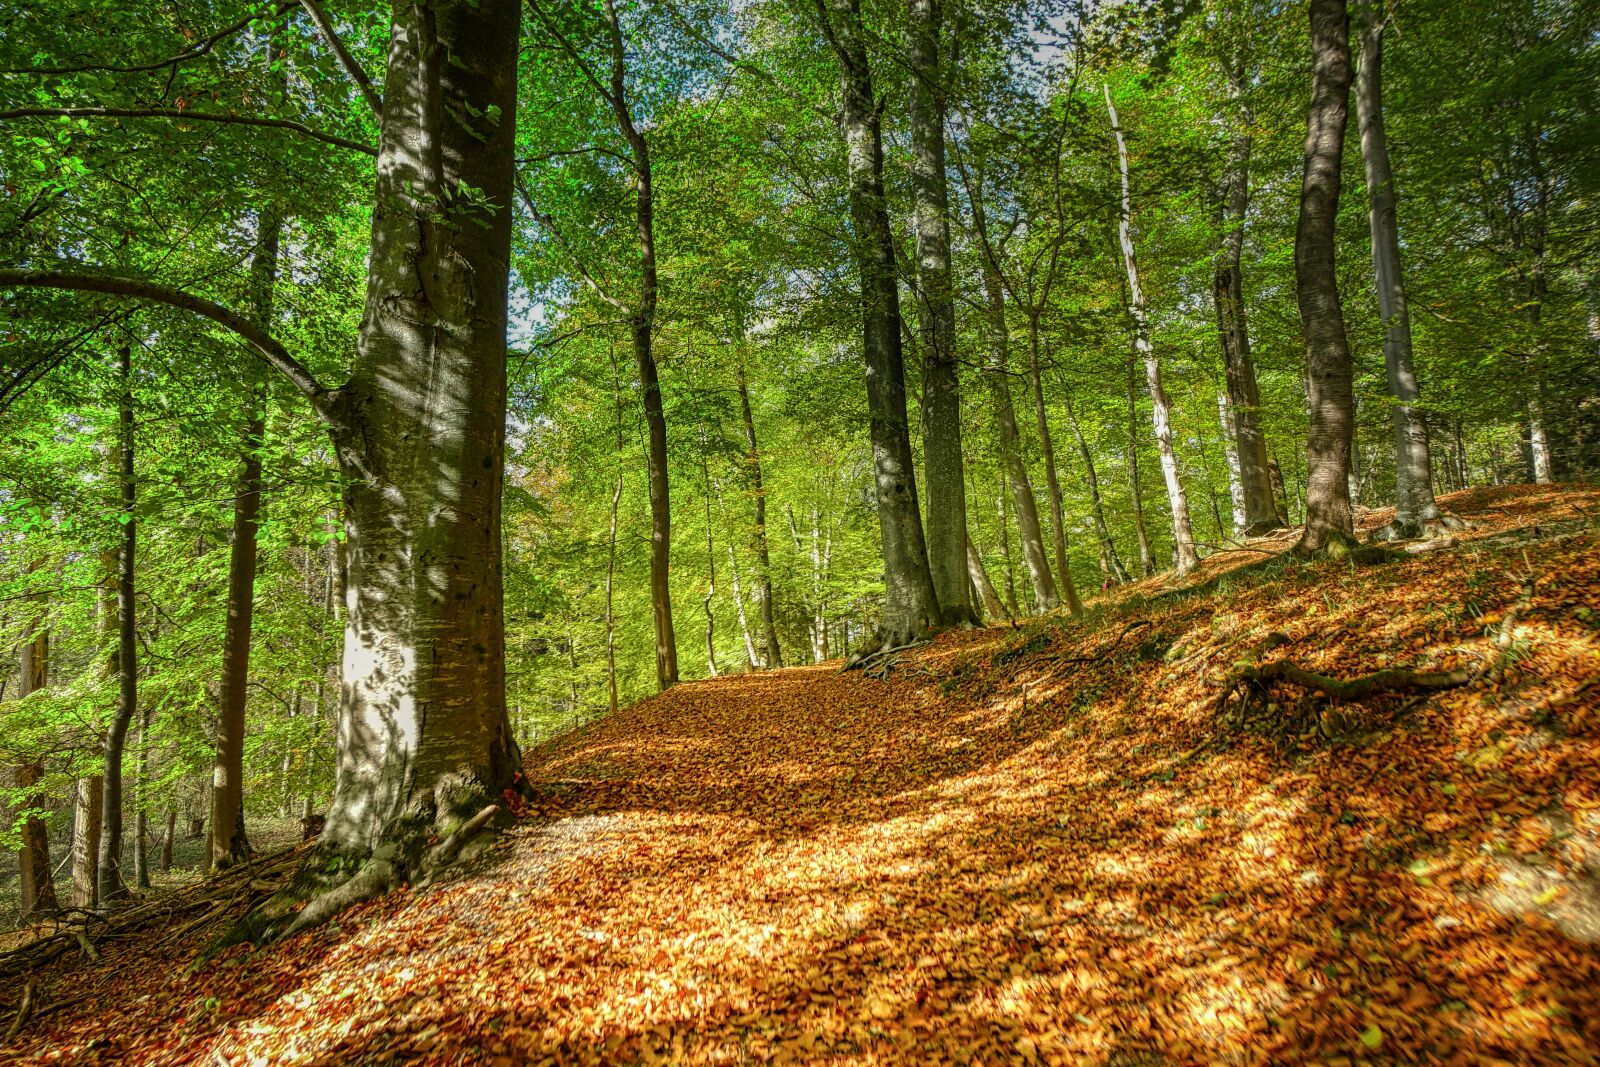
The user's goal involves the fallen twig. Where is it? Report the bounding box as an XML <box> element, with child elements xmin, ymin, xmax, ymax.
<box><xmin>3</xmin><ymin>980</ymin><xmax>33</xmax><ymax>1044</ymax></box>
<box><xmin>1048</xmin><ymin>620</ymin><xmax>1152</xmax><ymax>668</ymax></box>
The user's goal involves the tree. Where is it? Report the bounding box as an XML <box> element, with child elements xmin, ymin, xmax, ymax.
<box><xmin>15</xmin><ymin>613</ymin><xmax>57</xmax><ymax>917</ymax></box>
<box><xmin>1293</xmin><ymin>0</ymin><xmax>1358</xmax><ymax>555</ymax></box>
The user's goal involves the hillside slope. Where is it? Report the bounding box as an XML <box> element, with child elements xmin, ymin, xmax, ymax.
<box><xmin>6</xmin><ymin>485</ymin><xmax>1599</xmax><ymax>1066</ymax></box>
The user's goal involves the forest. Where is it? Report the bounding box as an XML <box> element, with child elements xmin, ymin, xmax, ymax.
<box><xmin>1</xmin><ymin>0</ymin><xmax>1598</xmax><ymax>1062</ymax></box>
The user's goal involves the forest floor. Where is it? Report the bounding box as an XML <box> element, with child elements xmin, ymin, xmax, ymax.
<box><xmin>4</xmin><ymin>483</ymin><xmax>1599</xmax><ymax>1066</ymax></box>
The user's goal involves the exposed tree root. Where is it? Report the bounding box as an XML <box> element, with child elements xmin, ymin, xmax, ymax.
<box><xmin>1046</xmin><ymin>620</ymin><xmax>1152</xmax><ymax>668</ymax></box>
<box><xmin>1370</xmin><ymin>512</ymin><xmax>1470</xmax><ymax>543</ymax></box>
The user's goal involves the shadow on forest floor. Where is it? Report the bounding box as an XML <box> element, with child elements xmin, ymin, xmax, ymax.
<box><xmin>6</xmin><ymin>484</ymin><xmax>1600</xmax><ymax>1066</ymax></box>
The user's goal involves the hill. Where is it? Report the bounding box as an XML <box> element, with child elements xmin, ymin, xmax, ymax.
<box><xmin>5</xmin><ymin>484</ymin><xmax>1598</xmax><ymax>1066</ymax></box>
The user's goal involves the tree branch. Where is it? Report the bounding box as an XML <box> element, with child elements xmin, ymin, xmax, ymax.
<box><xmin>0</xmin><ymin>108</ymin><xmax>376</xmax><ymax>156</ymax></box>
<box><xmin>298</xmin><ymin>0</ymin><xmax>383</xmax><ymax>119</ymax></box>
<box><xmin>514</xmin><ymin>182</ymin><xmax>631</xmax><ymax>315</ymax></box>
<box><xmin>0</xmin><ymin>3</ymin><xmax>297</xmax><ymax>76</ymax></box>
<box><xmin>0</xmin><ymin>268</ymin><xmax>332</xmax><ymax>407</ymax></box>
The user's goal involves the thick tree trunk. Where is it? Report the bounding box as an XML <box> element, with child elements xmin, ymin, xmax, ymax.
<box><xmin>1125</xmin><ymin>353</ymin><xmax>1157</xmax><ymax>578</ymax></box>
<box><xmin>908</xmin><ymin>0</ymin><xmax>974</xmax><ymax>627</ymax></box>
<box><xmin>16</xmin><ymin>622</ymin><xmax>57</xmax><ymax>916</ymax></box>
<box><xmin>736</xmin><ymin>363</ymin><xmax>782</xmax><ymax>666</ymax></box>
<box><xmin>1026</xmin><ymin>315</ymin><xmax>1082</xmax><ymax>613</ymax></box>
<box><xmin>965</xmin><ymin>538</ymin><xmax>1008</xmax><ymax>622</ymax></box>
<box><xmin>209</xmin><ymin>206</ymin><xmax>280</xmax><ymax>872</ymax></box>
<box><xmin>1065</xmin><ymin>395</ymin><xmax>1130</xmax><ymax>583</ymax></box>
<box><xmin>316</xmin><ymin>0</ymin><xmax>523</xmax><ymax>860</ymax></box>
<box><xmin>99</xmin><ymin>343</ymin><xmax>138</xmax><ymax>907</ymax></box>
<box><xmin>982</xmin><ymin>265</ymin><xmax>1059</xmax><ymax>610</ymax></box>
<box><xmin>1106</xmin><ymin>85</ymin><xmax>1198</xmax><ymax>575</ymax></box>
<box><xmin>1294</xmin><ymin>0</ymin><xmax>1358</xmax><ymax>554</ymax></box>
<box><xmin>1356</xmin><ymin>16</ymin><xmax>1444</xmax><ymax>538</ymax></box>
<box><xmin>823</xmin><ymin>0</ymin><xmax>942</xmax><ymax>654</ymax></box>
<box><xmin>71</xmin><ymin>776</ymin><xmax>101</xmax><ymax>909</ymax></box>
<box><xmin>1211</xmin><ymin>76</ymin><xmax>1281</xmax><ymax>536</ymax></box>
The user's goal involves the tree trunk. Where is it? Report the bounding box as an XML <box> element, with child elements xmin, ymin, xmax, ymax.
<box><xmin>1356</xmin><ymin>15</ymin><xmax>1443</xmax><ymax>537</ymax></box>
<box><xmin>71</xmin><ymin>776</ymin><xmax>101</xmax><ymax>909</ymax></box>
<box><xmin>966</xmin><ymin>538</ymin><xmax>1008</xmax><ymax>622</ymax></box>
<box><xmin>316</xmin><ymin>0</ymin><xmax>523</xmax><ymax>859</ymax></box>
<box><xmin>736</xmin><ymin>362</ymin><xmax>782</xmax><ymax>666</ymax></box>
<box><xmin>908</xmin><ymin>0</ymin><xmax>974</xmax><ymax>627</ymax></box>
<box><xmin>1026</xmin><ymin>314</ymin><xmax>1082</xmax><ymax>613</ymax></box>
<box><xmin>995</xmin><ymin>476</ymin><xmax>1022</xmax><ymax>615</ymax></box>
<box><xmin>99</xmin><ymin>343</ymin><xmax>137</xmax><ymax>907</ymax></box>
<box><xmin>1218</xmin><ymin>392</ymin><xmax>1247</xmax><ymax>534</ymax></box>
<box><xmin>1211</xmin><ymin>72</ymin><xmax>1281</xmax><ymax>535</ymax></box>
<box><xmin>1126</xmin><ymin>352</ymin><xmax>1157</xmax><ymax>578</ymax></box>
<box><xmin>1294</xmin><ymin>0</ymin><xmax>1358</xmax><ymax>554</ymax></box>
<box><xmin>701</xmin><ymin>432</ymin><xmax>720</xmax><ymax>680</ymax></box>
<box><xmin>160</xmin><ymin>809</ymin><xmax>175</xmax><ymax>872</ymax></box>
<box><xmin>133</xmin><ymin>705</ymin><xmax>150</xmax><ymax>889</ymax></box>
<box><xmin>1064</xmin><ymin>394</ymin><xmax>1130</xmax><ymax>583</ymax></box>
<box><xmin>822</xmin><ymin>0</ymin><xmax>942</xmax><ymax>653</ymax></box>
<box><xmin>982</xmin><ymin>264</ymin><xmax>1059</xmax><ymax>610</ymax></box>
<box><xmin>726</xmin><ymin>542</ymin><xmax>758</xmax><ymax>671</ymax></box>
<box><xmin>210</xmin><ymin>206</ymin><xmax>279</xmax><ymax>872</ymax></box>
<box><xmin>1106</xmin><ymin>84</ymin><xmax>1198</xmax><ymax>575</ymax></box>
<box><xmin>16</xmin><ymin>621</ymin><xmax>57</xmax><ymax>917</ymax></box>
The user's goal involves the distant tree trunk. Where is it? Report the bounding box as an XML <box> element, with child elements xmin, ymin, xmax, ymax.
<box><xmin>909</xmin><ymin>0</ymin><xmax>974</xmax><ymax>627</ymax></box>
<box><xmin>210</xmin><ymin>206</ymin><xmax>279</xmax><ymax>872</ymax></box>
<box><xmin>1126</xmin><ymin>353</ymin><xmax>1157</xmax><ymax>578</ymax></box>
<box><xmin>822</xmin><ymin>0</ymin><xmax>942</xmax><ymax>653</ymax></box>
<box><xmin>966</xmin><ymin>538</ymin><xmax>1008</xmax><ymax>621</ymax></box>
<box><xmin>1025</xmin><ymin>314</ymin><xmax>1082</xmax><ymax>613</ymax></box>
<box><xmin>1293</xmin><ymin>0</ymin><xmax>1358</xmax><ymax>554</ymax></box>
<box><xmin>1106</xmin><ymin>84</ymin><xmax>1198</xmax><ymax>575</ymax></box>
<box><xmin>133</xmin><ymin>706</ymin><xmax>150</xmax><ymax>889</ymax></box>
<box><xmin>1218</xmin><ymin>392</ymin><xmax>1247</xmax><ymax>534</ymax></box>
<box><xmin>71</xmin><ymin>775</ymin><xmax>102</xmax><ymax>909</ymax></box>
<box><xmin>981</xmin><ymin>265</ymin><xmax>1059</xmax><ymax>611</ymax></box>
<box><xmin>995</xmin><ymin>477</ymin><xmax>1022</xmax><ymax>615</ymax></box>
<box><xmin>99</xmin><ymin>343</ymin><xmax>138</xmax><ymax>907</ymax></box>
<box><xmin>1064</xmin><ymin>393</ymin><xmax>1130</xmax><ymax>583</ymax></box>
<box><xmin>1356</xmin><ymin>14</ymin><xmax>1447</xmax><ymax>538</ymax></box>
<box><xmin>701</xmin><ymin>433</ymin><xmax>720</xmax><ymax>680</ymax></box>
<box><xmin>1211</xmin><ymin>70</ymin><xmax>1282</xmax><ymax>535</ymax></box>
<box><xmin>160</xmin><ymin>809</ymin><xmax>175</xmax><ymax>872</ymax></box>
<box><xmin>736</xmin><ymin>361</ymin><xmax>782</xmax><ymax>666</ymax></box>
<box><xmin>726</xmin><ymin>542</ymin><xmax>758</xmax><ymax>671</ymax></box>
<box><xmin>16</xmin><ymin>619</ymin><xmax>57</xmax><ymax>916</ymax></box>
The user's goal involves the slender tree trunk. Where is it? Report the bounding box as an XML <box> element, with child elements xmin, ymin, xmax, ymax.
<box><xmin>982</xmin><ymin>265</ymin><xmax>1059</xmax><ymax>610</ymax></box>
<box><xmin>71</xmin><ymin>776</ymin><xmax>101</xmax><ymax>909</ymax></box>
<box><xmin>209</xmin><ymin>206</ymin><xmax>280</xmax><ymax>872</ymax></box>
<box><xmin>133</xmin><ymin>705</ymin><xmax>150</xmax><ymax>889</ymax></box>
<box><xmin>701</xmin><ymin>432</ymin><xmax>720</xmax><ymax>680</ymax></box>
<box><xmin>1026</xmin><ymin>314</ymin><xmax>1082</xmax><ymax>612</ymax></box>
<box><xmin>1064</xmin><ymin>394</ymin><xmax>1130</xmax><ymax>583</ymax></box>
<box><xmin>726</xmin><ymin>542</ymin><xmax>758</xmax><ymax>671</ymax></box>
<box><xmin>1211</xmin><ymin>72</ymin><xmax>1281</xmax><ymax>535</ymax></box>
<box><xmin>1126</xmin><ymin>353</ymin><xmax>1157</xmax><ymax>577</ymax></box>
<box><xmin>995</xmin><ymin>476</ymin><xmax>1022</xmax><ymax>615</ymax></box>
<box><xmin>16</xmin><ymin>620</ymin><xmax>57</xmax><ymax>916</ymax></box>
<box><xmin>1218</xmin><ymin>392</ymin><xmax>1247</xmax><ymax>534</ymax></box>
<box><xmin>605</xmin><ymin>468</ymin><xmax>622</xmax><ymax>715</ymax></box>
<box><xmin>736</xmin><ymin>361</ymin><xmax>782</xmax><ymax>666</ymax></box>
<box><xmin>822</xmin><ymin>0</ymin><xmax>942</xmax><ymax>652</ymax></box>
<box><xmin>966</xmin><ymin>538</ymin><xmax>1008</xmax><ymax>621</ymax></box>
<box><xmin>908</xmin><ymin>0</ymin><xmax>974</xmax><ymax>626</ymax></box>
<box><xmin>99</xmin><ymin>343</ymin><xmax>138</xmax><ymax>907</ymax></box>
<box><xmin>1356</xmin><ymin>15</ymin><xmax>1444</xmax><ymax>537</ymax></box>
<box><xmin>160</xmin><ymin>809</ymin><xmax>175</xmax><ymax>872</ymax></box>
<box><xmin>1292</xmin><ymin>0</ymin><xmax>1359</xmax><ymax>553</ymax></box>
<box><xmin>1106</xmin><ymin>85</ymin><xmax>1198</xmax><ymax>575</ymax></box>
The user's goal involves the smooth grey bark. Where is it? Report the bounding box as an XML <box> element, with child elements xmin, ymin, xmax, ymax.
<box><xmin>1218</xmin><ymin>391</ymin><xmax>1247</xmax><ymax>533</ymax></box>
<box><xmin>71</xmin><ymin>775</ymin><xmax>101</xmax><ymax>909</ymax></box>
<box><xmin>209</xmin><ymin>205</ymin><xmax>280</xmax><ymax>872</ymax></box>
<box><xmin>1356</xmin><ymin>14</ymin><xmax>1446</xmax><ymax>538</ymax></box>
<box><xmin>1024</xmin><ymin>314</ymin><xmax>1082</xmax><ymax>613</ymax></box>
<box><xmin>1106</xmin><ymin>84</ymin><xmax>1198</xmax><ymax>575</ymax></box>
<box><xmin>1211</xmin><ymin>71</ymin><xmax>1282</xmax><ymax>536</ymax></box>
<box><xmin>1064</xmin><ymin>393</ymin><xmax>1130</xmax><ymax>584</ymax></box>
<box><xmin>133</xmin><ymin>706</ymin><xmax>150</xmax><ymax>889</ymax></box>
<box><xmin>995</xmin><ymin>475</ymin><xmax>1022</xmax><ymax>616</ymax></box>
<box><xmin>819</xmin><ymin>0</ymin><xmax>942</xmax><ymax>653</ymax></box>
<box><xmin>98</xmin><ymin>343</ymin><xmax>137</xmax><ymax>907</ymax></box>
<box><xmin>1294</xmin><ymin>0</ymin><xmax>1359</xmax><ymax>554</ymax></box>
<box><xmin>16</xmin><ymin>619</ymin><xmax>57</xmax><ymax>916</ymax></box>
<box><xmin>908</xmin><ymin>0</ymin><xmax>974</xmax><ymax>627</ymax></box>
<box><xmin>736</xmin><ymin>361</ymin><xmax>782</xmax><ymax>666</ymax></box>
<box><xmin>965</xmin><ymin>537</ymin><xmax>1008</xmax><ymax>622</ymax></box>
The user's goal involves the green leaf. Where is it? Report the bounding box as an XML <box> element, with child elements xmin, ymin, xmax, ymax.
<box><xmin>1359</xmin><ymin>1024</ymin><xmax>1383</xmax><ymax>1050</ymax></box>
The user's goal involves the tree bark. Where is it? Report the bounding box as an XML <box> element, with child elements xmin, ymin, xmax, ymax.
<box><xmin>1218</xmin><ymin>391</ymin><xmax>1247</xmax><ymax>533</ymax></box>
<box><xmin>821</xmin><ymin>0</ymin><xmax>942</xmax><ymax>653</ymax></box>
<box><xmin>1211</xmin><ymin>71</ymin><xmax>1281</xmax><ymax>536</ymax></box>
<box><xmin>1125</xmin><ymin>352</ymin><xmax>1157</xmax><ymax>578</ymax></box>
<box><xmin>71</xmin><ymin>776</ymin><xmax>101</xmax><ymax>909</ymax></box>
<box><xmin>133</xmin><ymin>705</ymin><xmax>150</xmax><ymax>890</ymax></box>
<box><xmin>160</xmin><ymin>809</ymin><xmax>175</xmax><ymax>871</ymax></box>
<box><xmin>16</xmin><ymin>620</ymin><xmax>57</xmax><ymax>917</ymax></box>
<box><xmin>1356</xmin><ymin>14</ymin><xmax>1443</xmax><ymax>537</ymax></box>
<box><xmin>736</xmin><ymin>361</ymin><xmax>782</xmax><ymax>666</ymax></box>
<box><xmin>908</xmin><ymin>0</ymin><xmax>973</xmax><ymax>627</ymax></box>
<box><xmin>1025</xmin><ymin>314</ymin><xmax>1082</xmax><ymax>612</ymax></box>
<box><xmin>995</xmin><ymin>475</ymin><xmax>1022</xmax><ymax>615</ymax></box>
<box><xmin>209</xmin><ymin>205</ymin><xmax>280</xmax><ymax>872</ymax></box>
<box><xmin>1106</xmin><ymin>84</ymin><xmax>1198</xmax><ymax>575</ymax></box>
<box><xmin>965</xmin><ymin>538</ymin><xmax>1008</xmax><ymax>622</ymax></box>
<box><xmin>1294</xmin><ymin>0</ymin><xmax>1358</xmax><ymax>554</ymax></box>
<box><xmin>98</xmin><ymin>343</ymin><xmax>138</xmax><ymax>907</ymax></box>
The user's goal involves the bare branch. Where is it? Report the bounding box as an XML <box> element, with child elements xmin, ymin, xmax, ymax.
<box><xmin>0</xmin><ymin>107</ymin><xmax>376</xmax><ymax>156</ymax></box>
<box><xmin>298</xmin><ymin>0</ymin><xmax>384</xmax><ymax>119</ymax></box>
